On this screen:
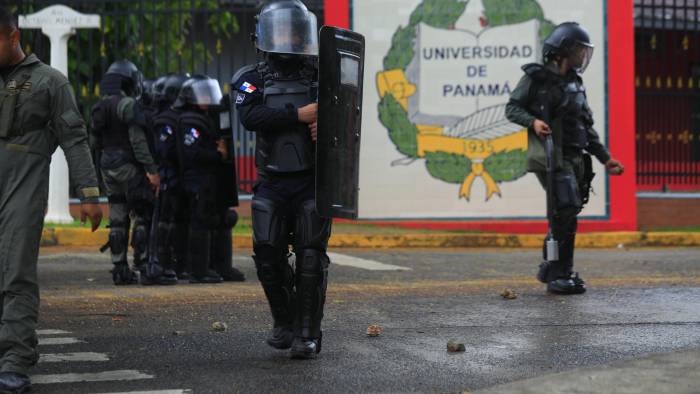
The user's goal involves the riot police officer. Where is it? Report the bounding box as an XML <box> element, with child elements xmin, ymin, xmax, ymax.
<box><xmin>234</xmin><ymin>0</ymin><xmax>331</xmax><ymax>359</ymax></box>
<box><xmin>91</xmin><ymin>60</ymin><xmax>160</xmax><ymax>285</ymax></box>
<box><xmin>173</xmin><ymin>75</ymin><xmax>233</xmax><ymax>283</ymax></box>
<box><xmin>506</xmin><ymin>22</ymin><xmax>625</xmax><ymax>295</ymax></box>
<box><xmin>141</xmin><ymin>73</ymin><xmax>189</xmax><ymax>285</ymax></box>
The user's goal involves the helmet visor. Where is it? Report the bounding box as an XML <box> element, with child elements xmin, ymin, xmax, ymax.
<box><xmin>256</xmin><ymin>8</ymin><xmax>319</xmax><ymax>55</ymax></box>
<box><xmin>571</xmin><ymin>43</ymin><xmax>594</xmax><ymax>74</ymax></box>
<box><xmin>190</xmin><ymin>79</ymin><xmax>223</xmax><ymax>106</ymax></box>
<box><xmin>133</xmin><ymin>71</ymin><xmax>144</xmax><ymax>99</ymax></box>
<box><xmin>153</xmin><ymin>76</ymin><xmax>169</xmax><ymax>103</ymax></box>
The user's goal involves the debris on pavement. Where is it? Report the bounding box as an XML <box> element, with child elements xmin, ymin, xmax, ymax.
<box><xmin>500</xmin><ymin>288</ymin><xmax>518</xmax><ymax>299</ymax></box>
<box><xmin>447</xmin><ymin>340</ymin><xmax>466</xmax><ymax>353</ymax></box>
<box><xmin>211</xmin><ymin>321</ymin><xmax>228</xmax><ymax>332</ymax></box>
<box><xmin>366</xmin><ymin>325</ymin><xmax>382</xmax><ymax>337</ymax></box>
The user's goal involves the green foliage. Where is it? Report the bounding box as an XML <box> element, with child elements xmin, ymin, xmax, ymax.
<box><xmin>383</xmin><ymin>0</ymin><xmax>467</xmax><ymax>70</ymax></box>
<box><xmin>484</xmin><ymin>149</ymin><xmax>527</xmax><ymax>182</ymax></box>
<box><xmin>383</xmin><ymin>26</ymin><xmax>416</xmax><ymax>71</ymax></box>
<box><xmin>409</xmin><ymin>0</ymin><xmax>469</xmax><ymax>29</ymax></box>
<box><xmin>424</xmin><ymin>152</ymin><xmax>472</xmax><ymax>184</ymax></box>
<box><xmin>482</xmin><ymin>0</ymin><xmax>555</xmax><ymax>44</ymax></box>
<box><xmin>538</xmin><ymin>20</ymin><xmax>555</xmax><ymax>42</ymax></box>
<box><xmin>378</xmin><ymin>94</ymin><xmax>418</xmax><ymax>158</ymax></box>
<box><xmin>482</xmin><ymin>0</ymin><xmax>545</xmax><ymax>26</ymax></box>
<box><xmin>21</xmin><ymin>1</ymin><xmax>238</xmax><ymax>93</ymax></box>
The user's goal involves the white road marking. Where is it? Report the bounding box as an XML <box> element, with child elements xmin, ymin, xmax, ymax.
<box><xmin>327</xmin><ymin>253</ymin><xmax>412</xmax><ymax>271</ymax></box>
<box><xmin>40</xmin><ymin>352</ymin><xmax>109</xmax><ymax>363</ymax></box>
<box><xmin>37</xmin><ymin>329</ymin><xmax>72</xmax><ymax>336</ymax></box>
<box><xmin>38</xmin><ymin>337</ymin><xmax>84</xmax><ymax>346</ymax></box>
<box><xmin>96</xmin><ymin>390</ymin><xmax>193</xmax><ymax>394</ymax></box>
<box><xmin>32</xmin><ymin>370</ymin><xmax>154</xmax><ymax>384</ymax></box>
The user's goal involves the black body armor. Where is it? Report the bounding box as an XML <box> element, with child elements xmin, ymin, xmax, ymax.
<box><xmin>256</xmin><ymin>62</ymin><xmax>316</xmax><ymax>173</ymax></box>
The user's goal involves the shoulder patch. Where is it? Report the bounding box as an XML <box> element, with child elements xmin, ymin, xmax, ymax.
<box><xmin>159</xmin><ymin>125</ymin><xmax>174</xmax><ymax>142</ymax></box>
<box><xmin>240</xmin><ymin>82</ymin><xmax>257</xmax><ymax>94</ymax></box>
<box><xmin>184</xmin><ymin>127</ymin><xmax>200</xmax><ymax>146</ymax></box>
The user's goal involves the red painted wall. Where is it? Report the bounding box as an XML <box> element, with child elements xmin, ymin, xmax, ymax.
<box><xmin>324</xmin><ymin>0</ymin><xmax>637</xmax><ymax>233</ymax></box>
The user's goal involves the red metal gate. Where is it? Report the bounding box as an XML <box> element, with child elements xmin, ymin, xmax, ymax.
<box><xmin>635</xmin><ymin>0</ymin><xmax>700</xmax><ymax>191</ymax></box>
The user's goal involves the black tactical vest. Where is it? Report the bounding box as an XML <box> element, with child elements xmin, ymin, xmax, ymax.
<box><xmin>558</xmin><ymin>80</ymin><xmax>592</xmax><ymax>149</ymax></box>
<box><xmin>524</xmin><ymin>64</ymin><xmax>593</xmax><ymax>150</ymax></box>
<box><xmin>91</xmin><ymin>95</ymin><xmax>131</xmax><ymax>151</ymax></box>
<box><xmin>178</xmin><ymin>110</ymin><xmax>217</xmax><ymax>171</ymax></box>
<box><xmin>256</xmin><ymin>62</ymin><xmax>315</xmax><ymax>173</ymax></box>
<box><xmin>152</xmin><ymin>109</ymin><xmax>179</xmax><ymax>165</ymax></box>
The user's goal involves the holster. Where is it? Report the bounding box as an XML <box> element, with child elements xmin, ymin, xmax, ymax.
<box><xmin>581</xmin><ymin>153</ymin><xmax>595</xmax><ymax>205</ymax></box>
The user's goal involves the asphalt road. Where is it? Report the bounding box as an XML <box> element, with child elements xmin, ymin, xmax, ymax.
<box><xmin>30</xmin><ymin>247</ymin><xmax>700</xmax><ymax>393</ymax></box>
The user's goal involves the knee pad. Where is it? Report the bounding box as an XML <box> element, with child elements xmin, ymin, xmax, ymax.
<box><xmin>225</xmin><ymin>209</ymin><xmax>239</xmax><ymax>229</ymax></box>
<box><xmin>252</xmin><ymin>197</ymin><xmax>288</xmax><ymax>250</ymax></box>
<box><xmin>109</xmin><ymin>222</ymin><xmax>129</xmax><ymax>257</ymax></box>
<box><xmin>131</xmin><ymin>219</ymin><xmax>150</xmax><ymax>251</ymax></box>
<box><xmin>294</xmin><ymin>199</ymin><xmax>332</xmax><ymax>250</ymax></box>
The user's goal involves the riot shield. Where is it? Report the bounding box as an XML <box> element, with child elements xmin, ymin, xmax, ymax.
<box><xmin>218</xmin><ymin>93</ymin><xmax>239</xmax><ymax>207</ymax></box>
<box><xmin>316</xmin><ymin>26</ymin><xmax>365</xmax><ymax>219</ymax></box>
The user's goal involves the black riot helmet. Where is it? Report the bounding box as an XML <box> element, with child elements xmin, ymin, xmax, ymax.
<box><xmin>172</xmin><ymin>75</ymin><xmax>223</xmax><ymax>110</ymax></box>
<box><xmin>105</xmin><ymin>59</ymin><xmax>144</xmax><ymax>98</ymax></box>
<box><xmin>141</xmin><ymin>79</ymin><xmax>154</xmax><ymax>107</ymax></box>
<box><xmin>154</xmin><ymin>73</ymin><xmax>190</xmax><ymax>106</ymax></box>
<box><xmin>542</xmin><ymin>22</ymin><xmax>594</xmax><ymax>73</ymax></box>
<box><xmin>254</xmin><ymin>0</ymin><xmax>319</xmax><ymax>56</ymax></box>
<box><xmin>152</xmin><ymin>74</ymin><xmax>170</xmax><ymax>104</ymax></box>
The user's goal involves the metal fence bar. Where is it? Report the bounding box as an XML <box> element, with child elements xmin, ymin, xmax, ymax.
<box><xmin>635</xmin><ymin>0</ymin><xmax>700</xmax><ymax>191</ymax></box>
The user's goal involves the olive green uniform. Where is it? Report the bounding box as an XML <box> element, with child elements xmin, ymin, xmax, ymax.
<box><xmin>0</xmin><ymin>54</ymin><xmax>99</xmax><ymax>374</ymax></box>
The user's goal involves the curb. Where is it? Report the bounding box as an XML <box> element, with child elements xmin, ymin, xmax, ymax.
<box><xmin>41</xmin><ymin>228</ymin><xmax>700</xmax><ymax>249</ymax></box>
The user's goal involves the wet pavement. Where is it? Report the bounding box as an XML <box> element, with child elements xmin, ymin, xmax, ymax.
<box><xmin>32</xmin><ymin>247</ymin><xmax>700</xmax><ymax>393</ymax></box>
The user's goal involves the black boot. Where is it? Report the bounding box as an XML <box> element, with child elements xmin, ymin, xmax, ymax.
<box><xmin>112</xmin><ymin>261</ymin><xmax>137</xmax><ymax>285</ymax></box>
<box><xmin>291</xmin><ymin>249</ymin><xmax>328</xmax><ymax>359</ymax></box>
<box><xmin>174</xmin><ymin>224</ymin><xmax>190</xmax><ymax>279</ymax></box>
<box><xmin>188</xmin><ymin>230</ymin><xmax>222</xmax><ymax>284</ymax></box>
<box><xmin>254</xmin><ymin>254</ymin><xmax>296</xmax><ymax>349</ymax></box>
<box><xmin>153</xmin><ymin>222</ymin><xmax>178</xmax><ymax>285</ymax></box>
<box><xmin>547</xmin><ymin>273</ymin><xmax>587</xmax><ymax>294</ymax></box>
<box><xmin>212</xmin><ymin>228</ymin><xmax>245</xmax><ymax>282</ymax></box>
<box><xmin>0</xmin><ymin>372</ymin><xmax>30</xmax><ymax>394</ymax></box>
<box><xmin>290</xmin><ymin>333</ymin><xmax>322</xmax><ymax>359</ymax></box>
<box><xmin>108</xmin><ymin>220</ymin><xmax>134</xmax><ymax>285</ymax></box>
<box><xmin>541</xmin><ymin>209</ymin><xmax>584</xmax><ymax>295</ymax></box>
